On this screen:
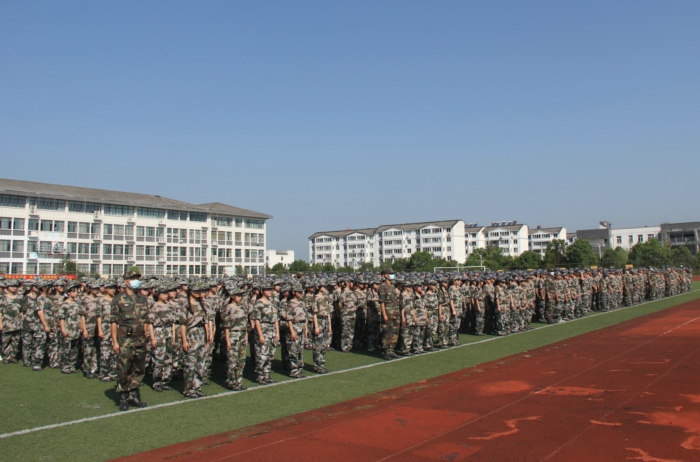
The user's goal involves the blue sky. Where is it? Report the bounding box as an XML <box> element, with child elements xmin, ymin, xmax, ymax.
<box><xmin>2</xmin><ymin>1</ymin><xmax>699</xmax><ymax>260</ymax></box>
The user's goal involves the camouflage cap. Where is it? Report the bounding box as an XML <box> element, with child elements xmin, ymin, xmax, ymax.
<box><xmin>228</xmin><ymin>286</ymin><xmax>243</xmax><ymax>296</ymax></box>
<box><xmin>65</xmin><ymin>281</ymin><xmax>81</xmax><ymax>292</ymax></box>
<box><xmin>123</xmin><ymin>269</ymin><xmax>141</xmax><ymax>279</ymax></box>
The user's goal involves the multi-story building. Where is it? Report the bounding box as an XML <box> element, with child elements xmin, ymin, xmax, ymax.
<box><xmin>528</xmin><ymin>226</ymin><xmax>567</xmax><ymax>256</ymax></box>
<box><xmin>0</xmin><ymin>178</ymin><xmax>271</xmax><ymax>277</ymax></box>
<box><xmin>660</xmin><ymin>222</ymin><xmax>700</xmax><ymax>254</ymax></box>
<box><xmin>266</xmin><ymin>249</ymin><xmax>295</xmax><ymax>269</ymax></box>
<box><xmin>573</xmin><ymin>221</ymin><xmax>662</xmax><ymax>256</ymax></box>
<box><xmin>309</xmin><ymin>220</ymin><xmax>467</xmax><ymax>268</ymax></box>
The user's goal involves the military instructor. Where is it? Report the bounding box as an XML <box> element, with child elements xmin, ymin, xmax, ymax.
<box><xmin>111</xmin><ymin>270</ymin><xmax>152</xmax><ymax>411</ymax></box>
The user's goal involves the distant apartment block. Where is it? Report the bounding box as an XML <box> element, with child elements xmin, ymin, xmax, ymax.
<box><xmin>309</xmin><ymin>220</ymin><xmax>467</xmax><ymax>268</ymax></box>
<box><xmin>0</xmin><ymin>178</ymin><xmax>272</xmax><ymax>277</ymax></box>
<box><xmin>266</xmin><ymin>249</ymin><xmax>295</xmax><ymax>269</ymax></box>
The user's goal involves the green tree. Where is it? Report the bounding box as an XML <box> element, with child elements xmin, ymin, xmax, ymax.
<box><xmin>466</xmin><ymin>245</ymin><xmax>506</xmax><ymax>270</ymax></box>
<box><xmin>566</xmin><ymin>239</ymin><xmax>598</xmax><ymax>268</ymax></box>
<box><xmin>601</xmin><ymin>247</ymin><xmax>628</xmax><ymax>268</ymax></box>
<box><xmin>408</xmin><ymin>251</ymin><xmax>434</xmax><ymax>272</ymax></box>
<box><xmin>629</xmin><ymin>238</ymin><xmax>670</xmax><ymax>267</ymax></box>
<box><xmin>670</xmin><ymin>246</ymin><xmax>695</xmax><ymax>269</ymax></box>
<box><xmin>357</xmin><ymin>262</ymin><xmax>375</xmax><ymax>272</ymax></box>
<box><xmin>544</xmin><ymin>239</ymin><xmax>568</xmax><ymax>268</ymax></box>
<box><xmin>56</xmin><ymin>256</ymin><xmax>81</xmax><ymax>276</ymax></box>
<box><xmin>270</xmin><ymin>263</ymin><xmax>288</xmax><ymax>274</ymax></box>
<box><xmin>289</xmin><ymin>260</ymin><xmax>311</xmax><ymax>273</ymax></box>
<box><xmin>513</xmin><ymin>251</ymin><xmax>542</xmax><ymax>270</ymax></box>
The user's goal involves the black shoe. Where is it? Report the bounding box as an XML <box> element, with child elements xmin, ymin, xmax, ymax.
<box><xmin>119</xmin><ymin>392</ymin><xmax>130</xmax><ymax>412</ymax></box>
<box><xmin>383</xmin><ymin>354</ymin><xmax>392</xmax><ymax>360</ymax></box>
<box><xmin>128</xmin><ymin>390</ymin><xmax>147</xmax><ymax>408</ymax></box>
<box><xmin>265</xmin><ymin>377</ymin><xmax>276</xmax><ymax>384</ymax></box>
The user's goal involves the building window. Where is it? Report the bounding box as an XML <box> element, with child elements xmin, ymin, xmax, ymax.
<box><xmin>167</xmin><ymin>210</ymin><xmax>188</xmax><ymax>220</ymax></box>
<box><xmin>31</xmin><ymin>198</ymin><xmax>65</xmax><ymax>211</ymax></box>
<box><xmin>189</xmin><ymin>212</ymin><xmax>207</xmax><ymax>222</ymax></box>
<box><xmin>0</xmin><ymin>194</ymin><xmax>26</xmax><ymax>208</ymax></box>
<box><xmin>628</xmin><ymin>236</ymin><xmax>633</xmax><ymax>244</ymax></box>
<box><xmin>13</xmin><ymin>218</ymin><xmax>24</xmax><ymax>230</ymax></box>
<box><xmin>104</xmin><ymin>205</ymin><xmax>134</xmax><ymax>216</ymax></box>
<box><xmin>244</xmin><ymin>219</ymin><xmax>264</xmax><ymax>229</ymax></box>
<box><xmin>137</xmin><ymin>207</ymin><xmax>165</xmax><ymax>219</ymax></box>
<box><xmin>28</xmin><ymin>219</ymin><xmax>39</xmax><ymax>231</ymax></box>
<box><xmin>616</xmin><ymin>236</ymin><xmax>622</xmax><ymax>245</ymax></box>
<box><xmin>214</xmin><ymin>216</ymin><xmax>233</xmax><ymax>226</ymax></box>
<box><xmin>68</xmin><ymin>201</ymin><xmax>101</xmax><ymax>213</ymax></box>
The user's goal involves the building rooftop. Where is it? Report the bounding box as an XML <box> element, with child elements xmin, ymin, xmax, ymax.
<box><xmin>0</xmin><ymin>178</ymin><xmax>271</xmax><ymax>219</ymax></box>
<box><xmin>309</xmin><ymin>220</ymin><xmax>463</xmax><ymax>240</ymax></box>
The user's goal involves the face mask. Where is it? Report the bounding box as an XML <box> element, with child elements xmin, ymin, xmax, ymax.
<box><xmin>129</xmin><ymin>280</ymin><xmax>141</xmax><ymax>289</ymax></box>
<box><xmin>389</xmin><ymin>274</ymin><xmax>395</xmax><ymax>280</ymax></box>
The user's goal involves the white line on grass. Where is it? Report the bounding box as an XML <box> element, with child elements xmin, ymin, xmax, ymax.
<box><xmin>0</xmin><ymin>290</ymin><xmax>697</xmax><ymax>441</ymax></box>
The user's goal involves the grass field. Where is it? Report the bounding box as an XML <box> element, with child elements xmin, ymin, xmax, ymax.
<box><xmin>2</xmin><ymin>285</ymin><xmax>700</xmax><ymax>461</ymax></box>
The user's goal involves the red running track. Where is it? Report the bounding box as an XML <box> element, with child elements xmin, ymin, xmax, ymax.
<box><xmin>119</xmin><ymin>300</ymin><xmax>700</xmax><ymax>462</ymax></box>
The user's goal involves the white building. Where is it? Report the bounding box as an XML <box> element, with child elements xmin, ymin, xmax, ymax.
<box><xmin>0</xmin><ymin>178</ymin><xmax>271</xmax><ymax>277</ymax></box>
<box><xmin>610</xmin><ymin>226</ymin><xmax>661</xmax><ymax>250</ymax></box>
<box><xmin>528</xmin><ymin>226</ymin><xmax>567</xmax><ymax>256</ymax></box>
<box><xmin>309</xmin><ymin>220</ymin><xmax>467</xmax><ymax>268</ymax></box>
<box><xmin>573</xmin><ymin>221</ymin><xmax>662</xmax><ymax>257</ymax></box>
<box><xmin>266</xmin><ymin>249</ymin><xmax>295</xmax><ymax>269</ymax></box>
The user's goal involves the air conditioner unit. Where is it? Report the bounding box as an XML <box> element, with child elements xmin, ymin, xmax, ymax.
<box><xmin>29</xmin><ymin>205</ymin><xmax>37</xmax><ymax>214</ymax></box>
<box><xmin>94</xmin><ymin>211</ymin><xmax>101</xmax><ymax>219</ymax></box>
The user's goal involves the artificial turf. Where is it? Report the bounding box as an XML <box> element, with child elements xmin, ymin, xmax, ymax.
<box><xmin>2</xmin><ymin>284</ymin><xmax>699</xmax><ymax>461</ymax></box>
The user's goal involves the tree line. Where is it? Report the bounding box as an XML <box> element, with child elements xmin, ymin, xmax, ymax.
<box><xmin>269</xmin><ymin>239</ymin><xmax>700</xmax><ymax>274</ymax></box>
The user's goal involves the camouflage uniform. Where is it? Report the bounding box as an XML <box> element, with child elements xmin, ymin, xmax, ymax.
<box><xmin>81</xmin><ymin>294</ymin><xmax>101</xmax><ymax>375</ymax></box>
<box><xmin>365</xmin><ymin>286</ymin><xmax>381</xmax><ymax>352</ymax></box>
<box><xmin>1</xmin><ymin>291</ymin><xmax>24</xmax><ymax>363</ymax></box>
<box><xmin>447</xmin><ymin>284</ymin><xmax>463</xmax><ymax>345</ymax></box>
<box><xmin>494</xmin><ymin>283</ymin><xmax>510</xmax><ymax>336</ymax></box>
<box><xmin>182</xmin><ymin>298</ymin><xmax>208</xmax><ymax>397</ymax></box>
<box><xmin>470</xmin><ymin>284</ymin><xmax>486</xmax><ymax>335</ymax></box>
<box><xmin>352</xmin><ymin>286</ymin><xmax>367</xmax><ymax>349</ymax></box>
<box><xmin>149</xmin><ymin>300</ymin><xmax>175</xmax><ymax>391</ymax></box>
<box><xmin>21</xmin><ymin>293</ymin><xmax>38</xmax><ymax>366</ymax></box>
<box><xmin>48</xmin><ymin>291</ymin><xmax>64</xmax><ymax>368</ymax></box>
<box><xmin>398</xmin><ymin>289</ymin><xmax>416</xmax><ymax>355</ymax></box>
<box><xmin>437</xmin><ymin>284</ymin><xmax>450</xmax><ymax>347</ymax></box>
<box><xmin>98</xmin><ymin>295</ymin><xmax>117</xmax><ymax>380</ymax></box>
<box><xmin>412</xmin><ymin>289</ymin><xmax>427</xmax><ymax>354</ymax></box>
<box><xmin>339</xmin><ymin>288</ymin><xmax>357</xmax><ymax>352</ymax></box>
<box><xmin>251</xmin><ymin>298</ymin><xmax>279</xmax><ymax>382</ymax></box>
<box><xmin>312</xmin><ymin>290</ymin><xmax>332</xmax><ymax>372</ymax></box>
<box><xmin>203</xmin><ymin>293</ymin><xmax>222</xmax><ymax>380</ymax></box>
<box><xmin>111</xmin><ymin>291</ymin><xmax>151</xmax><ymax>395</ymax></box>
<box><xmin>423</xmin><ymin>287</ymin><xmax>440</xmax><ymax>349</ymax></box>
<box><xmin>58</xmin><ymin>297</ymin><xmax>82</xmax><ymax>373</ymax></box>
<box><xmin>378</xmin><ymin>280</ymin><xmax>400</xmax><ymax>358</ymax></box>
<box><xmin>222</xmin><ymin>301</ymin><xmax>248</xmax><ymax>389</ymax></box>
<box><xmin>283</xmin><ymin>297</ymin><xmax>307</xmax><ymax>378</ymax></box>
<box><xmin>34</xmin><ymin>293</ymin><xmax>54</xmax><ymax>369</ymax></box>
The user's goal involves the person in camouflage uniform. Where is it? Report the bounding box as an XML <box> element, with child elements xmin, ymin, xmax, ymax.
<box><xmin>1</xmin><ymin>279</ymin><xmax>24</xmax><ymax>364</ymax></box>
<box><xmin>111</xmin><ymin>271</ymin><xmax>151</xmax><ymax>410</ymax></box>
<box><xmin>47</xmin><ymin>279</ymin><xmax>66</xmax><ymax>368</ymax></box>
<box><xmin>97</xmin><ymin>279</ymin><xmax>118</xmax><ymax>381</ymax></box>
<box><xmin>437</xmin><ymin>279</ymin><xmax>451</xmax><ymax>348</ymax></box>
<box><xmin>379</xmin><ymin>269</ymin><xmax>401</xmax><ymax>360</ymax></box>
<box><xmin>352</xmin><ymin>281</ymin><xmax>368</xmax><ymax>350</ymax></box>
<box><xmin>312</xmin><ymin>281</ymin><xmax>333</xmax><ymax>373</ymax></box>
<box><xmin>397</xmin><ymin>282</ymin><xmax>416</xmax><ymax>355</ymax></box>
<box><xmin>493</xmin><ymin>279</ymin><xmax>510</xmax><ymax>336</ymax></box>
<box><xmin>202</xmin><ymin>281</ymin><xmax>223</xmax><ymax>383</ymax></box>
<box><xmin>148</xmin><ymin>284</ymin><xmax>176</xmax><ymax>391</ymax></box>
<box><xmin>302</xmin><ymin>284</ymin><xmax>316</xmax><ymax>350</ymax></box>
<box><xmin>447</xmin><ymin>278</ymin><xmax>463</xmax><ymax>346</ymax></box>
<box><xmin>31</xmin><ymin>280</ymin><xmax>53</xmax><ymax>370</ymax></box>
<box><xmin>365</xmin><ymin>279</ymin><xmax>381</xmax><ymax>353</ymax></box>
<box><xmin>251</xmin><ymin>284</ymin><xmax>280</xmax><ymax>384</ymax></box>
<box><xmin>180</xmin><ymin>280</ymin><xmax>210</xmax><ymax>398</ymax></box>
<box><xmin>412</xmin><ymin>282</ymin><xmax>427</xmax><ymax>354</ymax></box>
<box><xmin>277</xmin><ymin>284</ymin><xmax>291</xmax><ymax>371</ymax></box>
<box><xmin>283</xmin><ymin>285</ymin><xmax>307</xmax><ymax>379</ymax></box>
<box><xmin>58</xmin><ymin>281</ymin><xmax>83</xmax><ymax>374</ymax></box>
<box><xmin>21</xmin><ymin>280</ymin><xmax>40</xmax><ymax>366</ymax></box>
<box><xmin>222</xmin><ymin>285</ymin><xmax>248</xmax><ymax>390</ymax></box>
<box><xmin>423</xmin><ymin>280</ymin><xmax>440</xmax><ymax>349</ymax></box>
<box><xmin>338</xmin><ymin>281</ymin><xmax>357</xmax><ymax>352</ymax></box>
<box><xmin>80</xmin><ymin>282</ymin><xmax>102</xmax><ymax>378</ymax></box>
